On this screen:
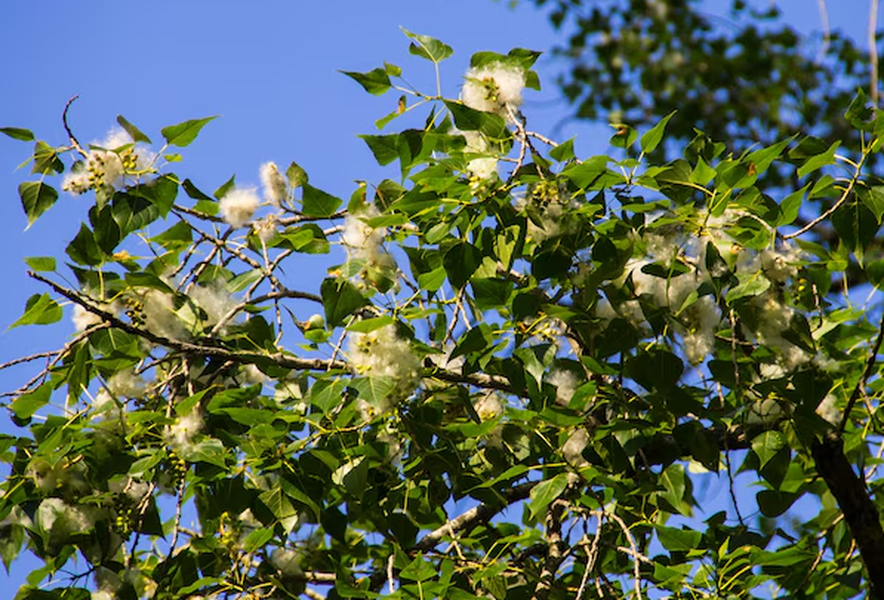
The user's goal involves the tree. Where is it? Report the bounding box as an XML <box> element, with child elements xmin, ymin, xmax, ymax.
<box><xmin>2</xmin><ymin>28</ymin><xmax>884</xmax><ymax>599</ymax></box>
<box><xmin>522</xmin><ymin>0</ymin><xmax>875</xmax><ymax>167</ymax></box>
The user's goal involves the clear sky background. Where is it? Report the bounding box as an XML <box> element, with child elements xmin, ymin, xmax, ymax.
<box><xmin>0</xmin><ymin>0</ymin><xmax>874</xmax><ymax>593</ymax></box>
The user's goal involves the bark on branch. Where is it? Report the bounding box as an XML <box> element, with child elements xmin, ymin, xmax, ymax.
<box><xmin>812</xmin><ymin>430</ymin><xmax>884</xmax><ymax>598</ymax></box>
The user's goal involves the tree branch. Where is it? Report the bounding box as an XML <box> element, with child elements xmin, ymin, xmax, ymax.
<box><xmin>413</xmin><ymin>481</ymin><xmax>536</xmax><ymax>552</ymax></box>
<box><xmin>531</xmin><ymin>497</ymin><xmax>568</xmax><ymax>600</ymax></box>
<box><xmin>812</xmin><ymin>430</ymin><xmax>884</xmax><ymax>598</ymax></box>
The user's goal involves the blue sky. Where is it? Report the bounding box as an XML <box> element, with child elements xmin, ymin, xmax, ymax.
<box><xmin>0</xmin><ymin>0</ymin><xmax>874</xmax><ymax>593</ymax></box>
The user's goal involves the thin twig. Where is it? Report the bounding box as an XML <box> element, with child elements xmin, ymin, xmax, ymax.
<box><xmin>387</xmin><ymin>554</ymin><xmax>396</xmax><ymax>595</ymax></box>
<box><xmin>816</xmin><ymin>0</ymin><xmax>831</xmax><ymax>64</ymax></box>
<box><xmin>871</xmin><ymin>0</ymin><xmax>880</xmax><ymax>106</ymax></box>
<box><xmin>725</xmin><ymin>447</ymin><xmax>745</xmax><ymax>526</ymax></box>
<box><xmin>783</xmin><ymin>152</ymin><xmax>867</xmax><ymax>240</ymax></box>
<box><xmin>599</xmin><ymin>511</ymin><xmax>644</xmax><ymax>600</ymax></box>
<box><xmin>0</xmin><ymin>351</ymin><xmax>60</xmax><ymax>372</ymax></box>
<box><xmin>62</xmin><ymin>95</ymin><xmax>87</xmax><ymax>158</ymax></box>
<box><xmin>576</xmin><ymin>516</ymin><xmax>602</xmax><ymax>600</ymax></box>
<box><xmin>840</xmin><ymin>313</ymin><xmax>884</xmax><ymax>434</ymax></box>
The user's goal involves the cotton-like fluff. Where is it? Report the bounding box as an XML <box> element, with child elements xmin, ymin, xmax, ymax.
<box><xmin>253</xmin><ymin>214</ymin><xmax>278</xmax><ymax>244</ymax></box>
<box><xmin>461</xmin><ymin>63</ymin><xmax>526</xmax><ymax>120</ymax></box>
<box><xmin>270</xmin><ymin>547</ymin><xmax>302</xmax><ymax>577</ymax></box>
<box><xmin>107</xmin><ymin>369</ymin><xmax>147</xmax><ymax>399</ymax></box>
<box><xmin>460</xmin><ymin>130</ymin><xmax>498</xmax><ymax>180</ymax></box>
<box><xmin>259</xmin><ymin>161</ymin><xmax>287</xmax><ymax>206</ymax></box>
<box><xmin>563</xmin><ymin>428</ymin><xmax>590</xmax><ymax>469</ymax></box>
<box><xmin>36</xmin><ymin>498</ymin><xmax>100</xmax><ymax>537</ymax></box>
<box><xmin>141</xmin><ymin>289</ymin><xmax>188</xmax><ymax>340</ymax></box>
<box><xmin>513</xmin><ymin>190</ymin><xmax>579</xmax><ymax>243</ymax></box>
<box><xmin>816</xmin><ymin>394</ymin><xmax>841</xmax><ymax>426</ymax></box>
<box><xmin>749</xmin><ymin>292</ymin><xmax>810</xmax><ymax>370</ymax></box>
<box><xmin>188</xmin><ymin>282</ymin><xmax>238</xmax><ymax>330</ymax></box>
<box><xmin>473</xmin><ymin>393</ymin><xmax>505</xmax><ymax>421</ymax></box>
<box><xmin>348</xmin><ymin>324</ymin><xmax>420</xmax><ymax>408</ymax></box>
<box><xmin>219</xmin><ymin>188</ymin><xmax>260</xmax><ymax>228</ymax></box>
<box><xmin>746</xmin><ymin>397</ymin><xmax>787</xmax><ymax>425</ymax></box>
<box><xmin>680</xmin><ymin>296</ymin><xmax>721</xmax><ymax>365</ymax></box>
<box><xmin>548</xmin><ymin>369</ymin><xmax>579</xmax><ymax>407</ymax></box>
<box><xmin>72</xmin><ymin>293</ymin><xmax>122</xmax><ymax>333</ymax></box>
<box><xmin>62</xmin><ymin>128</ymin><xmax>154</xmax><ymax>194</ymax></box>
<box><xmin>72</xmin><ymin>304</ymin><xmax>104</xmax><ymax>332</ymax></box>
<box><xmin>342</xmin><ymin>204</ymin><xmax>386</xmax><ymax>264</ymax></box>
<box><xmin>163</xmin><ymin>410</ymin><xmax>202</xmax><ymax>454</ymax></box>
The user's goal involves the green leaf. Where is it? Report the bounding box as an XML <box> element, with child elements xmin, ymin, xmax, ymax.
<box><xmin>626</xmin><ymin>348</ymin><xmax>683</xmax><ymax>392</ymax></box>
<box><xmin>756</xmin><ymin>490</ymin><xmax>801</xmax><ymax>518</ymax></box>
<box><xmin>402</xmin><ymin>28</ymin><xmax>453</xmax><ymax>63</ymax></box>
<box><xmin>549</xmin><ymin>138</ymin><xmax>575</xmax><ymax>162</ymax></box>
<box><xmin>281</xmin><ymin>224</ymin><xmax>330</xmax><ymax>254</ymax></box>
<box><xmin>832</xmin><ymin>199</ymin><xmax>879</xmax><ymax>264</ymax></box>
<box><xmin>242</xmin><ymin>528</ymin><xmax>274</xmax><ymax>554</ymax></box>
<box><xmin>182</xmin><ymin>178</ymin><xmax>213</xmax><ymax>201</ymax></box>
<box><xmin>24</xmin><ymin>257</ymin><xmax>56</xmax><ymax>272</ymax></box>
<box><xmin>286</xmin><ymin>161</ymin><xmax>308</xmax><ymax>188</ymax></box>
<box><xmin>690</xmin><ymin>157</ymin><xmax>716</xmax><ymax>186</ymax></box>
<box><xmin>125</xmin><ymin>272</ymin><xmax>175</xmax><ymax>293</ymax></box>
<box><xmin>610</xmin><ymin>124</ymin><xmax>637</xmax><ymax>149</ymax></box>
<box><xmin>745</xmin><ymin>137</ymin><xmax>793</xmax><ymax>175</ymax></box>
<box><xmin>655</xmin><ymin>159</ymin><xmax>693</xmax><ymax>202</ymax></box>
<box><xmin>656</xmin><ymin>525</ymin><xmax>702</xmax><ymax>552</ymax></box>
<box><xmin>214</xmin><ymin>175</ymin><xmax>236</xmax><ymax>200</ymax></box>
<box><xmin>753</xmin><ymin>545</ymin><xmax>813</xmax><ymax>567</ymax></box>
<box><xmin>640</xmin><ymin>110</ymin><xmax>676</xmax><ymax>155</ymax></box>
<box><xmin>112</xmin><ymin>192</ymin><xmax>159</xmax><ymax>239</ymax></box>
<box><xmin>528</xmin><ymin>473</ymin><xmax>569</xmax><ymax>520</ymax></box>
<box><xmin>227</xmin><ymin>269</ymin><xmax>263</xmax><ymax>293</ymax></box>
<box><xmin>160</xmin><ymin>116</ymin><xmax>217</xmax><ymax>147</ymax></box>
<box><xmin>0</xmin><ymin>521</ymin><xmax>24</xmax><ymax>571</ymax></box>
<box><xmin>302</xmin><ymin>184</ymin><xmax>343</xmax><ymax>218</ymax></box>
<box><xmin>443</xmin><ymin>241</ymin><xmax>481</xmax><ymax>288</ymax></box>
<box><xmin>471</xmin><ymin>278</ymin><xmax>514</xmax><ymax>310</ymax></box>
<box><xmin>659</xmin><ymin>464</ymin><xmax>691</xmax><ymax>516</ymax></box>
<box><xmin>346</xmin><ymin>316</ymin><xmax>395</xmax><ymax>333</ymax></box>
<box><xmin>116</xmin><ymin>115</ymin><xmax>152</xmax><ymax>144</ymax></box>
<box><xmin>320</xmin><ymin>278</ymin><xmax>365</xmax><ymax>327</ymax></box>
<box><xmin>725</xmin><ymin>272</ymin><xmax>771</xmax><ymax>304</ymax></box>
<box><xmin>781</xmin><ymin>313</ymin><xmax>815</xmax><ymax>353</ymax></box>
<box><xmin>450</xmin><ymin>324</ymin><xmax>492</xmax><ymax>360</ymax></box>
<box><xmin>19</xmin><ymin>182</ymin><xmax>58</xmax><ymax>227</ymax></box>
<box><xmin>858</xmin><ymin>186</ymin><xmax>884</xmax><ymax>223</ymax></box>
<box><xmin>31</xmin><ymin>140</ymin><xmax>64</xmax><ymax>174</ymax></box>
<box><xmin>152</xmin><ymin>221</ymin><xmax>193</xmax><ymax>250</ymax></box>
<box><xmin>0</xmin><ymin>127</ymin><xmax>35</xmax><ymax>141</ymax></box>
<box><xmin>844</xmin><ymin>88</ymin><xmax>875</xmax><ymax>131</ymax></box>
<box><xmin>751</xmin><ymin>431</ymin><xmax>786</xmax><ymax>468</ymax></box>
<box><xmin>11</xmin><ymin>382</ymin><xmax>51</xmax><ymax>419</ymax></box>
<box><xmin>797</xmin><ymin>141</ymin><xmax>840</xmax><ymax>178</ymax></box>
<box><xmin>360</xmin><ymin>134</ymin><xmax>400</xmax><ymax>166</ymax></box>
<box><xmin>340</xmin><ymin>68</ymin><xmax>392</xmax><ymax>95</ymax></box>
<box><xmin>259</xmin><ymin>486</ymin><xmax>298</xmax><ymax>522</ymax></box>
<box><xmin>66</xmin><ymin>223</ymin><xmax>104</xmax><ymax>266</ymax></box>
<box><xmin>778</xmin><ymin>182</ymin><xmax>811</xmax><ymax>227</ymax></box>
<box><xmin>400</xmin><ymin>553</ymin><xmax>438</xmax><ymax>581</ymax></box>
<box><xmin>128</xmin><ymin>174</ymin><xmax>178</xmax><ymax>217</ymax></box>
<box><xmin>351</xmin><ymin>376</ymin><xmax>398</xmax><ymax>408</ymax></box>
<box><xmin>561</xmin><ymin>155</ymin><xmax>609</xmax><ymax>188</ymax></box>
<box><xmin>445</xmin><ymin>101</ymin><xmax>508</xmax><ymax>140</ymax></box>
<box><xmin>9</xmin><ymin>293</ymin><xmax>63</xmax><ymax>329</ymax></box>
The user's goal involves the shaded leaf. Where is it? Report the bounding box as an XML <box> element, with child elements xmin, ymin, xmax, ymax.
<box><xmin>19</xmin><ymin>182</ymin><xmax>58</xmax><ymax>227</ymax></box>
